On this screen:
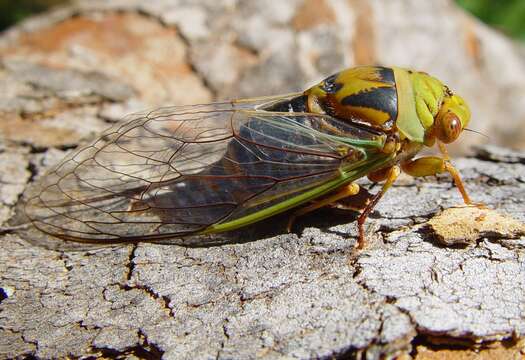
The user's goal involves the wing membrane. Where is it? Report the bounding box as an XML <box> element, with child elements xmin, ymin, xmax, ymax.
<box><xmin>23</xmin><ymin>95</ymin><xmax>387</xmax><ymax>245</ymax></box>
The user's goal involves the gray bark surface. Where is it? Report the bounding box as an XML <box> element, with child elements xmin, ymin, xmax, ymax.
<box><xmin>0</xmin><ymin>1</ymin><xmax>525</xmax><ymax>359</ymax></box>
<box><xmin>1</xmin><ymin>142</ymin><xmax>525</xmax><ymax>358</ymax></box>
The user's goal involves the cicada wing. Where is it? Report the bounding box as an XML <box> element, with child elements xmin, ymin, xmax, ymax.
<box><xmin>22</xmin><ymin>99</ymin><xmax>387</xmax><ymax>246</ymax></box>
<box><xmin>23</xmin><ymin>103</ymin><xmax>239</xmax><ymax>244</ymax></box>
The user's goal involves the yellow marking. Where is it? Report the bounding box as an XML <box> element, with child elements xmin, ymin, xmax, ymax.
<box><xmin>344</xmin><ymin>105</ymin><xmax>391</xmax><ymax>125</ymax></box>
<box><xmin>381</xmin><ymin>136</ymin><xmax>397</xmax><ymax>154</ymax></box>
<box><xmin>336</xmin><ymin>145</ymin><xmax>349</xmax><ymax>156</ymax></box>
<box><xmin>334</xmin><ymin>67</ymin><xmax>394</xmax><ymax>102</ymax></box>
<box><xmin>307</xmin><ymin>93</ymin><xmax>326</xmax><ymax>114</ymax></box>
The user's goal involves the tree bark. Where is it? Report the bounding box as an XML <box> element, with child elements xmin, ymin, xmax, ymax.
<box><xmin>0</xmin><ymin>1</ymin><xmax>524</xmax><ymax>359</ymax></box>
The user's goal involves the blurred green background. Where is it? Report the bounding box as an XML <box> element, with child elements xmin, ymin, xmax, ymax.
<box><xmin>0</xmin><ymin>0</ymin><xmax>69</xmax><ymax>31</ymax></box>
<box><xmin>457</xmin><ymin>0</ymin><xmax>525</xmax><ymax>41</ymax></box>
<box><xmin>0</xmin><ymin>0</ymin><xmax>524</xmax><ymax>42</ymax></box>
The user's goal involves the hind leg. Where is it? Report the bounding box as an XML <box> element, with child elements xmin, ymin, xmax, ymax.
<box><xmin>287</xmin><ymin>183</ymin><xmax>361</xmax><ymax>232</ymax></box>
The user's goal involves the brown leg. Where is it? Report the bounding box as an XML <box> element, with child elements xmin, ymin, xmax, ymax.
<box><xmin>356</xmin><ymin>165</ymin><xmax>400</xmax><ymax>249</ymax></box>
<box><xmin>443</xmin><ymin>162</ymin><xmax>472</xmax><ymax>205</ymax></box>
<box><xmin>287</xmin><ymin>183</ymin><xmax>360</xmax><ymax>232</ymax></box>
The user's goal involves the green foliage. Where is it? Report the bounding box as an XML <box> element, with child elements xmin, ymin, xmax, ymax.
<box><xmin>0</xmin><ymin>0</ymin><xmax>69</xmax><ymax>31</ymax></box>
<box><xmin>457</xmin><ymin>0</ymin><xmax>525</xmax><ymax>41</ymax></box>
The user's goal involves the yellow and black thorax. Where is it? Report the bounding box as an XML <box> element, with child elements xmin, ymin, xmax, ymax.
<box><xmin>303</xmin><ymin>66</ymin><xmax>449</xmax><ymax>144</ymax></box>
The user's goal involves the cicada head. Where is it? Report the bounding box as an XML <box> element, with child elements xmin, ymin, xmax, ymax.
<box><xmin>433</xmin><ymin>92</ymin><xmax>471</xmax><ymax>144</ymax></box>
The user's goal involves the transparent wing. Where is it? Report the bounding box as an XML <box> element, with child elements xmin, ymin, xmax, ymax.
<box><xmin>23</xmin><ymin>95</ymin><xmax>386</xmax><ymax>245</ymax></box>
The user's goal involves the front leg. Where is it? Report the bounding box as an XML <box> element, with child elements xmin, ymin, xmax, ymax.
<box><xmin>355</xmin><ymin>165</ymin><xmax>401</xmax><ymax>248</ymax></box>
<box><xmin>401</xmin><ymin>156</ymin><xmax>473</xmax><ymax>205</ymax></box>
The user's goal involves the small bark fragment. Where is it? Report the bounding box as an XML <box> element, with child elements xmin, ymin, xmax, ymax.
<box><xmin>427</xmin><ymin>207</ymin><xmax>525</xmax><ymax>246</ymax></box>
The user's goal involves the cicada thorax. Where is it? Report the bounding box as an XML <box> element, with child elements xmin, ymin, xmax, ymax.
<box><xmin>304</xmin><ymin>66</ymin><xmax>399</xmax><ymax>133</ymax></box>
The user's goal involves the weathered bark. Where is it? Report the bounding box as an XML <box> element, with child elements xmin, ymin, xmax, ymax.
<box><xmin>0</xmin><ymin>1</ymin><xmax>524</xmax><ymax>359</ymax></box>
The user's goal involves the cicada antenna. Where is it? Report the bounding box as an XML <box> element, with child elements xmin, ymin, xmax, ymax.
<box><xmin>464</xmin><ymin>128</ymin><xmax>490</xmax><ymax>140</ymax></box>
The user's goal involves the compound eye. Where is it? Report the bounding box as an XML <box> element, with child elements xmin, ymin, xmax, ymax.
<box><xmin>439</xmin><ymin>112</ymin><xmax>461</xmax><ymax>143</ymax></box>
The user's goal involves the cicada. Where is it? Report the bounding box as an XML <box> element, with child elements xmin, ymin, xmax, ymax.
<box><xmin>22</xmin><ymin>66</ymin><xmax>473</xmax><ymax>248</ymax></box>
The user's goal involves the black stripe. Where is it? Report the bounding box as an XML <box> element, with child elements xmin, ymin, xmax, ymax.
<box><xmin>341</xmin><ymin>86</ymin><xmax>397</xmax><ymax>122</ymax></box>
<box><xmin>320</xmin><ymin>73</ymin><xmax>343</xmax><ymax>94</ymax></box>
<box><xmin>377</xmin><ymin>67</ymin><xmax>395</xmax><ymax>84</ymax></box>
<box><xmin>263</xmin><ymin>95</ymin><xmax>309</xmax><ymax>112</ymax></box>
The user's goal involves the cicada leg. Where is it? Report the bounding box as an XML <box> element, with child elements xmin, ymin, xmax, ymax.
<box><xmin>330</xmin><ymin>186</ymin><xmax>373</xmax><ymax>211</ymax></box>
<box><xmin>288</xmin><ymin>166</ymin><xmax>401</xmax><ymax>249</ymax></box>
<box><xmin>287</xmin><ymin>183</ymin><xmax>361</xmax><ymax>232</ymax></box>
<box><xmin>401</xmin><ymin>150</ymin><xmax>483</xmax><ymax>207</ymax></box>
<box><xmin>438</xmin><ymin>143</ymin><xmax>482</xmax><ymax>206</ymax></box>
<box><xmin>356</xmin><ymin>165</ymin><xmax>401</xmax><ymax>249</ymax></box>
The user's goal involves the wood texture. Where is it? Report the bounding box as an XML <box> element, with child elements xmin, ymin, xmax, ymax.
<box><xmin>0</xmin><ymin>1</ymin><xmax>524</xmax><ymax>359</ymax></box>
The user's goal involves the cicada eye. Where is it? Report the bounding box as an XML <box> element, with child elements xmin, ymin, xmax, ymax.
<box><xmin>438</xmin><ymin>112</ymin><xmax>461</xmax><ymax>143</ymax></box>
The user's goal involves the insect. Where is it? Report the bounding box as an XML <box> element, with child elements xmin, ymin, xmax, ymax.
<box><xmin>23</xmin><ymin>66</ymin><xmax>473</xmax><ymax>249</ymax></box>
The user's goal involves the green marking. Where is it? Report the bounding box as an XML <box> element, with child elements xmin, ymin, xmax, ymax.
<box><xmin>393</xmin><ymin>67</ymin><xmax>425</xmax><ymax>143</ymax></box>
<box><xmin>331</xmin><ymin>135</ymin><xmax>385</xmax><ymax>148</ymax></box>
<box><xmin>412</xmin><ymin>72</ymin><xmax>445</xmax><ymax>129</ymax></box>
